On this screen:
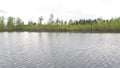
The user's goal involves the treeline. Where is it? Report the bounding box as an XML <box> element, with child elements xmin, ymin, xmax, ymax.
<box><xmin>1</xmin><ymin>14</ymin><xmax>120</xmax><ymax>32</ymax></box>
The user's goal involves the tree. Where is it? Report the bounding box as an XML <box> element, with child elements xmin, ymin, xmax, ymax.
<box><xmin>48</xmin><ymin>14</ymin><xmax>54</xmax><ymax>24</ymax></box>
<box><xmin>7</xmin><ymin>16</ymin><xmax>14</xmax><ymax>30</ymax></box>
<box><xmin>97</xmin><ymin>18</ymin><xmax>104</xmax><ymax>23</ymax></box>
<box><xmin>69</xmin><ymin>19</ymin><xmax>73</xmax><ymax>25</ymax></box>
<box><xmin>27</xmin><ymin>20</ymin><xmax>36</xmax><ymax>30</ymax></box>
<box><xmin>15</xmin><ymin>17</ymin><xmax>24</xmax><ymax>30</ymax></box>
<box><xmin>0</xmin><ymin>16</ymin><xmax>5</xmax><ymax>30</ymax></box>
<box><xmin>64</xmin><ymin>21</ymin><xmax>68</xmax><ymax>25</ymax></box>
<box><xmin>28</xmin><ymin>20</ymin><xmax>34</xmax><ymax>26</ymax></box>
<box><xmin>55</xmin><ymin>18</ymin><xmax>60</xmax><ymax>25</ymax></box>
<box><xmin>38</xmin><ymin>16</ymin><xmax>43</xmax><ymax>25</ymax></box>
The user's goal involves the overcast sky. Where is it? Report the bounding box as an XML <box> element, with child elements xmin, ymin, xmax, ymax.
<box><xmin>0</xmin><ymin>0</ymin><xmax>120</xmax><ymax>23</ymax></box>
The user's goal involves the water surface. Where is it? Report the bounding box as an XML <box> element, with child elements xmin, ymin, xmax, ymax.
<box><xmin>0</xmin><ymin>32</ymin><xmax>120</xmax><ymax>68</ymax></box>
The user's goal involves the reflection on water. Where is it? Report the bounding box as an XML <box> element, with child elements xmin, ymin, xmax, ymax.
<box><xmin>0</xmin><ymin>32</ymin><xmax>120</xmax><ymax>68</ymax></box>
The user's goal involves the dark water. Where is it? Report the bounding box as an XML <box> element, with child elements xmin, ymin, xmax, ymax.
<box><xmin>0</xmin><ymin>32</ymin><xmax>120</xmax><ymax>68</ymax></box>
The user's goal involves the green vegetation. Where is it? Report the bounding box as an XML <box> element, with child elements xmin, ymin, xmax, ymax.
<box><xmin>1</xmin><ymin>15</ymin><xmax>120</xmax><ymax>32</ymax></box>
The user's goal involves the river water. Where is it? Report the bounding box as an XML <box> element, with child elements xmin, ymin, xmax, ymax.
<box><xmin>0</xmin><ymin>32</ymin><xmax>120</xmax><ymax>68</ymax></box>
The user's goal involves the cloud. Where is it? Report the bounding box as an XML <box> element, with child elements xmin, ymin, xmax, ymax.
<box><xmin>0</xmin><ymin>9</ymin><xmax>6</xmax><ymax>14</ymax></box>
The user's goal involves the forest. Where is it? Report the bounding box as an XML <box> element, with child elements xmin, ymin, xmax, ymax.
<box><xmin>0</xmin><ymin>14</ymin><xmax>120</xmax><ymax>32</ymax></box>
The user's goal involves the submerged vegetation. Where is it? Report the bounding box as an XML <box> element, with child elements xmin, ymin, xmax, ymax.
<box><xmin>1</xmin><ymin>14</ymin><xmax>120</xmax><ymax>32</ymax></box>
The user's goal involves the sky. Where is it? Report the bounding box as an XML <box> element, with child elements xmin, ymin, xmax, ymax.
<box><xmin>0</xmin><ymin>0</ymin><xmax>120</xmax><ymax>23</ymax></box>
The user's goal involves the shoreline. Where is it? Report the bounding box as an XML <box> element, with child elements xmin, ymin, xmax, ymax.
<box><xmin>1</xmin><ymin>30</ymin><xmax>120</xmax><ymax>33</ymax></box>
